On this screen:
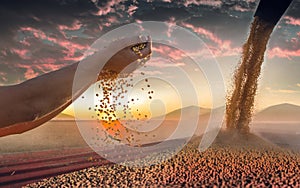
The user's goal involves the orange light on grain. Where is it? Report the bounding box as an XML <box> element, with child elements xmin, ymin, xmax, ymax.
<box><xmin>101</xmin><ymin>119</ymin><xmax>127</xmax><ymax>141</ymax></box>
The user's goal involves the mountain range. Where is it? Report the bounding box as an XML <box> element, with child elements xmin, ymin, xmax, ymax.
<box><xmin>56</xmin><ymin>103</ymin><xmax>300</xmax><ymax>122</ymax></box>
<box><xmin>254</xmin><ymin>103</ymin><xmax>300</xmax><ymax>122</ymax></box>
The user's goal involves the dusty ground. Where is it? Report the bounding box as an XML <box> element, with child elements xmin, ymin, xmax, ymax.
<box><xmin>0</xmin><ymin>120</ymin><xmax>87</xmax><ymax>153</ymax></box>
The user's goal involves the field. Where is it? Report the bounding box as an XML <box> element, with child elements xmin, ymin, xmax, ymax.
<box><xmin>0</xmin><ymin>120</ymin><xmax>87</xmax><ymax>153</ymax></box>
<box><xmin>23</xmin><ymin>130</ymin><xmax>300</xmax><ymax>187</ymax></box>
<box><xmin>1</xmin><ymin>116</ymin><xmax>300</xmax><ymax>187</ymax></box>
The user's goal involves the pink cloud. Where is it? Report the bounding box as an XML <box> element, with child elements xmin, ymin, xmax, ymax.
<box><xmin>60</xmin><ymin>55</ymin><xmax>85</xmax><ymax>62</ymax></box>
<box><xmin>103</xmin><ymin>22</ymin><xmax>111</xmax><ymax>27</ymax></box>
<box><xmin>38</xmin><ymin>58</ymin><xmax>56</xmax><ymax>65</ymax></box>
<box><xmin>152</xmin><ymin>44</ymin><xmax>215</xmax><ymax>62</ymax></box>
<box><xmin>16</xmin><ymin>64</ymin><xmax>39</xmax><ymax>79</ymax></box>
<box><xmin>20</xmin><ymin>40</ymin><xmax>31</xmax><ymax>46</ymax></box>
<box><xmin>291</xmin><ymin>37</ymin><xmax>298</xmax><ymax>42</ymax></box>
<box><xmin>166</xmin><ymin>17</ymin><xmax>176</xmax><ymax>38</ymax></box>
<box><xmin>108</xmin><ymin>16</ymin><xmax>118</xmax><ymax>23</ymax></box>
<box><xmin>284</xmin><ymin>16</ymin><xmax>300</xmax><ymax>26</ymax></box>
<box><xmin>135</xmin><ymin>19</ymin><xmax>143</xmax><ymax>24</ymax></box>
<box><xmin>34</xmin><ymin>62</ymin><xmax>66</xmax><ymax>72</ymax></box>
<box><xmin>127</xmin><ymin>5</ymin><xmax>138</xmax><ymax>16</ymax></box>
<box><xmin>232</xmin><ymin>5</ymin><xmax>251</xmax><ymax>12</ymax></box>
<box><xmin>268</xmin><ymin>47</ymin><xmax>300</xmax><ymax>59</ymax></box>
<box><xmin>182</xmin><ymin>23</ymin><xmax>225</xmax><ymax>46</ymax></box>
<box><xmin>24</xmin><ymin>69</ymin><xmax>38</xmax><ymax>80</ymax></box>
<box><xmin>153</xmin><ymin>45</ymin><xmax>186</xmax><ymax>60</ymax></box>
<box><xmin>21</xmin><ymin>27</ymin><xmax>47</xmax><ymax>38</ymax></box>
<box><xmin>16</xmin><ymin>60</ymin><xmax>68</xmax><ymax>80</ymax></box>
<box><xmin>103</xmin><ymin>16</ymin><xmax>119</xmax><ymax>27</ymax></box>
<box><xmin>183</xmin><ymin>0</ymin><xmax>222</xmax><ymax>7</ymax></box>
<box><xmin>148</xmin><ymin>57</ymin><xmax>185</xmax><ymax>68</ymax></box>
<box><xmin>181</xmin><ymin>22</ymin><xmax>241</xmax><ymax>57</ymax></box>
<box><xmin>58</xmin><ymin>20</ymin><xmax>82</xmax><ymax>31</ymax></box>
<box><xmin>20</xmin><ymin>27</ymin><xmax>89</xmax><ymax>61</ymax></box>
<box><xmin>1</xmin><ymin>50</ymin><xmax>7</xmax><ymax>56</ymax></box>
<box><xmin>208</xmin><ymin>45</ymin><xmax>241</xmax><ymax>57</ymax></box>
<box><xmin>0</xmin><ymin>72</ymin><xmax>8</xmax><ymax>82</ymax></box>
<box><xmin>11</xmin><ymin>48</ymin><xmax>31</xmax><ymax>60</ymax></box>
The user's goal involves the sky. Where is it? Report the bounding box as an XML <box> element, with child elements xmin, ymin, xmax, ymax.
<box><xmin>0</xmin><ymin>0</ymin><xmax>299</xmax><ymax>116</ymax></box>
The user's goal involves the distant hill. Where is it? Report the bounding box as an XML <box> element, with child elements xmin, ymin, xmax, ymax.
<box><xmin>200</xmin><ymin>106</ymin><xmax>225</xmax><ymax>118</ymax></box>
<box><xmin>163</xmin><ymin>106</ymin><xmax>211</xmax><ymax>120</ymax></box>
<box><xmin>52</xmin><ymin>113</ymin><xmax>74</xmax><ymax>120</ymax></box>
<box><xmin>254</xmin><ymin>103</ymin><xmax>300</xmax><ymax>122</ymax></box>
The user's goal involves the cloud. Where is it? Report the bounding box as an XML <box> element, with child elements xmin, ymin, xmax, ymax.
<box><xmin>181</xmin><ymin>22</ymin><xmax>224</xmax><ymax>46</ymax></box>
<box><xmin>0</xmin><ymin>0</ymin><xmax>298</xmax><ymax>85</ymax></box>
<box><xmin>183</xmin><ymin>0</ymin><xmax>222</xmax><ymax>8</ymax></box>
<box><xmin>148</xmin><ymin>57</ymin><xmax>186</xmax><ymax>68</ymax></box>
<box><xmin>93</xmin><ymin>0</ymin><xmax>125</xmax><ymax>16</ymax></box>
<box><xmin>284</xmin><ymin>16</ymin><xmax>300</xmax><ymax>26</ymax></box>
<box><xmin>135</xmin><ymin>70</ymin><xmax>163</xmax><ymax>76</ymax></box>
<box><xmin>0</xmin><ymin>71</ymin><xmax>8</xmax><ymax>82</ymax></box>
<box><xmin>60</xmin><ymin>55</ymin><xmax>85</xmax><ymax>62</ymax></box>
<box><xmin>276</xmin><ymin>89</ymin><xmax>298</xmax><ymax>94</ymax></box>
<box><xmin>268</xmin><ymin>47</ymin><xmax>300</xmax><ymax>59</ymax></box>
<box><xmin>166</xmin><ymin>17</ymin><xmax>177</xmax><ymax>37</ymax></box>
<box><xmin>57</xmin><ymin>20</ymin><xmax>86</xmax><ymax>39</ymax></box>
<box><xmin>33</xmin><ymin>62</ymin><xmax>66</xmax><ymax>72</ymax></box>
<box><xmin>266</xmin><ymin>87</ymin><xmax>299</xmax><ymax>94</ymax></box>
<box><xmin>231</xmin><ymin>5</ymin><xmax>251</xmax><ymax>12</ymax></box>
<box><xmin>127</xmin><ymin>5</ymin><xmax>138</xmax><ymax>16</ymax></box>
<box><xmin>181</xmin><ymin>22</ymin><xmax>241</xmax><ymax>57</ymax></box>
<box><xmin>195</xmin><ymin>0</ymin><xmax>258</xmax><ymax>13</ymax></box>
<box><xmin>19</xmin><ymin>27</ymin><xmax>89</xmax><ymax>61</ymax></box>
<box><xmin>57</xmin><ymin>20</ymin><xmax>83</xmax><ymax>31</ymax></box>
<box><xmin>297</xmin><ymin>83</ymin><xmax>300</xmax><ymax>87</ymax></box>
<box><xmin>10</xmin><ymin>48</ymin><xmax>31</xmax><ymax>60</ymax></box>
<box><xmin>1</xmin><ymin>50</ymin><xmax>7</xmax><ymax>56</ymax></box>
<box><xmin>153</xmin><ymin>45</ymin><xmax>186</xmax><ymax>60</ymax></box>
<box><xmin>225</xmin><ymin>0</ymin><xmax>257</xmax><ymax>12</ymax></box>
<box><xmin>0</xmin><ymin>0</ymin><xmax>125</xmax><ymax>83</ymax></box>
<box><xmin>16</xmin><ymin>64</ymin><xmax>39</xmax><ymax>80</ymax></box>
<box><xmin>15</xmin><ymin>61</ymin><xmax>68</xmax><ymax>80</ymax></box>
<box><xmin>103</xmin><ymin>16</ymin><xmax>119</xmax><ymax>27</ymax></box>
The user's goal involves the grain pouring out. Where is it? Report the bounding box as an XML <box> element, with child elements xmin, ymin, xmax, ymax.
<box><xmin>91</xmin><ymin>42</ymin><xmax>155</xmax><ymax>145</ymax></box>
<box><xmin>225</xmin><ymin>0</ymin><xmax>293</xmax><ymax>133</ymax></box>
